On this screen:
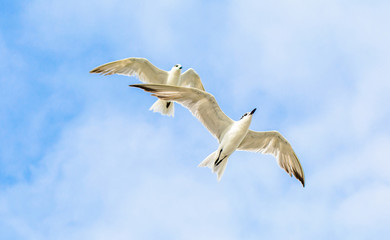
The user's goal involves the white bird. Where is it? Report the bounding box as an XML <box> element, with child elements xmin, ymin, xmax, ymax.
<box><xmin>130</xmin><ymin>84</ymin><xmax>305</xmax><ymax>187</ymax></box>
<box><xmin>90</xmin><ymin>57</ymin><xmax>205</xmax><ymax>117</ymax></box>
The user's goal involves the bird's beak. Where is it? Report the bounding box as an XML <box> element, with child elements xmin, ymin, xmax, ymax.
<box><xmin>250</xmin><ymin>108</ymin><xmax>257</xmax><ymax>115</ymax></box>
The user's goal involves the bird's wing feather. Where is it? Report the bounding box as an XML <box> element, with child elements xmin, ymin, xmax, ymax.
<box><xmin>130</xmin><ymin>84</ymin><xmax>233</xmax><ymax>141</ymax></box>
<box><xmin>179</xmin><ymin>68</ymin><xmax>205</xmax><ymax>91</ymax></box>
<box><xmin>238</xmin><ymin>130</ymin><xmax>305</xmax><ymax>187</ymax></box>
<box><xmin>90</xmin><ymin>58</ymin><xmax>168</xmax><ymax>84</ymax></box>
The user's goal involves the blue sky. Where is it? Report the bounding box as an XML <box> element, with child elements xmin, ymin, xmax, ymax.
<box><xmin>1</xmin><ymin>0</ymin><xmax>390</xmax><ymax>239</ymax></box>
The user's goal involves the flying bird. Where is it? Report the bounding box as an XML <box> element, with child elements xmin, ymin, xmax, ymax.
<box><xmin>130</xmin><ymin>84</ymin><xmax>305</xmax><ymax>187</ymax></box>
<box><xmin>90</xmin><ymin>57</ymin><xmax>205</xmax><ymax>117</ymax></box>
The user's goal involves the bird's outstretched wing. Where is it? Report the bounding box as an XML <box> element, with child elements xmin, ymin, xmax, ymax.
<box><xmin>90</xmin><ymin>58</ymin><xmax>168</xmax><ymax>84</ymax></box>
<box><xmin>130</xmin><ymin>84</ymin><xmax>233</xmax><ymax>142</ymax></box>
<box><xmin>238</xmin><ymin>130</ymin><xmax>305</xmax><ymax>187</ymax></box>
<box><xmin>179</xmin><ymin>68</ymin><xmax>205</xmax><ymax>91</ymax></box>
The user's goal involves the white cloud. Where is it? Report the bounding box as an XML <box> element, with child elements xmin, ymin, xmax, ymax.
<box><xmin>2</xmin><ymin>0</ymin><xmax>390</xmax><ymax>239</ymax></box>
<box><xmin>224</xmin><ymin>0</ymin><xmax>390</xmax><ymax>112</ymax></box>
<box><xmin>19</xmin><ymin>0</ymin><xmax>198</xmax><ymax>60</ymax></box>
<box><xmin>0</xmin><ymin>107</ymin><xmax>241</xmax><ymax>239</ymax></box>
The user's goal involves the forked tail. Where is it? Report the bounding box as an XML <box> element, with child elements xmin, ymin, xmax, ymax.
<box><xmin>149</xmin><ymin>99</ymin><xmax>174</xmax><ymax>117</ymax></box>
<box><xmin>198</xmin><ymin>150</ymin><xmax>229</xmax><ymax>181</ymax></box>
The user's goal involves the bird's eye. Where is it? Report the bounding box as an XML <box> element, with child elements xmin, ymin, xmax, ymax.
<box><xmin>175</xmin><ymin>65</ymin><xmax>178</xmax><ymax>67</ymax></box>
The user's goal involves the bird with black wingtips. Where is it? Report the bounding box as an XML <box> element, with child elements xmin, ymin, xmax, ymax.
<box><xmin>90</xmin><ymin>57</ymin><xmax>205</xmax><ymax>117</ymax></box>
<box><xmin>130</xmin><ymin>84</ymin><xmax>305</xmax><ymax>187</ymax></box>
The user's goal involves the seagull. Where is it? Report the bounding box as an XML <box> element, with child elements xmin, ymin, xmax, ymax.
<box><xmin>130</xmin><ymin>84</ymin><xmax>305</xmax><ymax>187</ymax></box>
<box><xmin>90</xmin><ymin>57</ymin><xmax>205</xmax><ymax>117</ymax></box>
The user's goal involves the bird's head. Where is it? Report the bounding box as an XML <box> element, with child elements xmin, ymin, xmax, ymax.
<box><xmin>240</xmin><ymin>108</ymin><xmax>257</xmax><ymax>120</ymax></box>
<box><xmin>172</xmin><ymin>64</ymin><xmax>183</xmax><ymax>71</ymax></box>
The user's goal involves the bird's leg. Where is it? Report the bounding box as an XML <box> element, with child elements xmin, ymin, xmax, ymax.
<box><xmin>166</xmin><ymin>101</ymin><xmax>171</xmax><ymax>108</ymax></box>
<box><xmin>217</xmin><ymin>149</ymin><xmax>222</xmax><ymax>160</ymax></box>
<box><xmin>214</xmin><ymin>149</ymin><xmax>224</xmax><ymax>166</ymax></box>
<box><xmin>215</xmin><ymin>155</ymin><xmax>227</xmax><ymax>167</ymax></box>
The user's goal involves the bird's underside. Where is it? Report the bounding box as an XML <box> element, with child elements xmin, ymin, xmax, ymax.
<box><xmin>130</xmin><ymin>84</ymin><xmax>305</xmax><ymax>187</ymax></box>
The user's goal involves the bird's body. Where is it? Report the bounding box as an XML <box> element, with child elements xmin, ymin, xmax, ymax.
<box><xmin>90</xmin><ymin>57</ymin><xmax>205</xmax><ymax>116</ymax></box>
<box><xmin>198</xmin><ymin>113</ymin><xmax>254</xmax><ymax>179</ymax></box>
<box><xmin>148</xmin><ymin>65</ymin><xmax>182</xmax><ymax>114</ymax></box>
<box><xmin>218</xmin><ymin>116</ymin><xmax>253</xmax><ymax>159</ymax></box>
<box><xmin>131</xmin><ymin>84</ymin><xmax>305</xmax><ymax>187</ymax></box>
<box><xmin>166</xmin><ymin>67</ymin><xmax>181</xmax><ymax>86</ymax></box>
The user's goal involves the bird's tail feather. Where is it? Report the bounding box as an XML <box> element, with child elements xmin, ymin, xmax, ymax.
<box><xmin>198</xmin><ymin>151</ymin><xmax>217</xmax><ymax>168</ymax></box>
<box><xmin>198</xmin><ymin>150</ymin><xmax>229</xmax><ymax>181</ymax></box>
<box><xmin>149</xmin><ymin>99</ymin><xmax>174</xmax><ymax>117</ymax></box>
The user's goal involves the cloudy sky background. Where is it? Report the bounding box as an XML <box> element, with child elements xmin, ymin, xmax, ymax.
<box><xmin>1</xmin><ymin>0</ymin><xmax>390</xmax><ymax>239</ymax></box>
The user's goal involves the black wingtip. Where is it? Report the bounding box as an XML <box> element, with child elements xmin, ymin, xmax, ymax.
<box><xmin>89</xmin><ymin>69</ymin><xmax>105</xmax><ymax>74</ymax></box>
<box><xmin>129</xmin><ymin>84</ymin><xmax>145</xmax><ymax>89</ymax></box>
<box><xmin>299</xmin><ymin>178</ymin><xmax>305</xmax><ymax>188</ymax></box>
<box><xmin>129</xmin><ymin>84</ymin><xmax>158</xmax><ymax>94</ymax></box>
<box><xmin>293</xmin><ymin>169</ymin><xmax>305</xmax><ymax>187</ymax></box>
